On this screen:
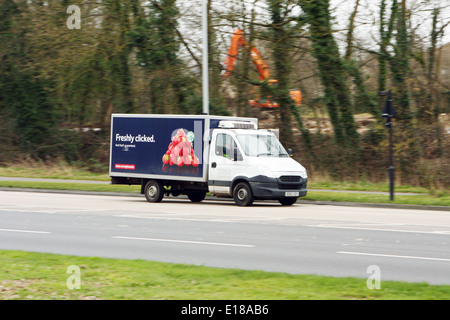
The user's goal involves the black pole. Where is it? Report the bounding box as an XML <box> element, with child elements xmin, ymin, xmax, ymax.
<box><xmin>388</xmin><ymin>118</ymin><xmax>394</xmax><ymax>201</ymax></box>
<box><xmin>380</xmin><ymin>90</ymin><xmax>395</xmax><ymax>201</ymax></box>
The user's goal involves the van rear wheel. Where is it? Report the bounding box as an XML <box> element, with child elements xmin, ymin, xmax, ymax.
<box><xmin>187</xmin><ymin>191</ymin><xmax>206</xmax><ymax>203</ymax></box>
<box><xmin>144</xmin><ymin>180</ymin><xmax>164</xmax><ymax>203</ymax></box>
<box><xmin>233</xmin><ymin>182</ymin><xmax>254</xmax><ymax>206</ymax></box>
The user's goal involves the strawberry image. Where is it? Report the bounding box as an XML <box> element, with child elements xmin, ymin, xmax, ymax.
<box><xmin>177</xmin><ymin>129</ymin><xmax>186</xmax><ymax>138</ymax></box>
<box><xmin>184</xmin><ymin>155</ymin><xmax>192</xmax><ymax>166</ymax></box>
<box><xmin>163</xmin><ymin>128</ymin><xmax>199</xmax><ymax>169</ymax></box>
<box><xmin>172</xmin><ymin>145</ymin><xmax>181</xmax><ymax>157</ymax></box>
<box><xmin>182</xmin><ymin>146</ymin><xmax>190</xmax><ymax>157</ymax></box>
<box><xmin>192</xmin><ymin>156</ymin><xmax>199</xmax><ymax>167</ymax></box>
<box><xmin>169</xmin><ymin>153</ymin><xmax>176</xmax><ymax>166</ymax></box>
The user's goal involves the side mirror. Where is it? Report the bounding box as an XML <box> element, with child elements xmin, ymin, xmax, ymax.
<box><xmin>287</xmin><ymin>148</ymin><xmax>293</xmax><ymax>157</ymax></box>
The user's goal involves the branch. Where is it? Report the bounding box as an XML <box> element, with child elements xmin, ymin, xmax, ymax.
<box><xmin>147</xmin><ymin>0</ymin><xmax>201</xmax><ymax>70</ymax></box>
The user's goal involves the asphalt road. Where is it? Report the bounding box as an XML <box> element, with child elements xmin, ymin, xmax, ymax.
<box><xmin>1</xmin><ymin>190</ymin><xmax>450</xmax><ymax>285</ymax></box>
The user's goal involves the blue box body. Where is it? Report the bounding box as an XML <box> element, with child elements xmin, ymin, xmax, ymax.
<box><xmin>110</xmin><ymin>114</ymin><xmax>207</xmax><ymax>181</ymax></box>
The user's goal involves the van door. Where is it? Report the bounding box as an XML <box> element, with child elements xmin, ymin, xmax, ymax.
<box><xmin>208</xmin><ymin>132</ymin><xmax>244</xmax><ymax>195</ymax></box>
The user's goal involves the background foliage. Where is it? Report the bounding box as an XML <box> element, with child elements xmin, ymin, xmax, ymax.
<box><xmin>0</xmin><ymin>0</ymin><xmax>449</xmax><ymax>189</ymax></box>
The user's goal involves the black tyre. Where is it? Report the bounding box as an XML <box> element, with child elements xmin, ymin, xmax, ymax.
<box><xmin>278</xmin><ymin>197</ymin><xmax>298</xmax><ymax>206</ymax></box>
<box><xmin>144</xmin><ymin>180</ymin><xmax>164</xmax><ymax>203</ymax></box>
<box><xmin>187</xmin><ymin>191</ymin><xmax>206</xmax><ymax>203</ymax></box>
<box><xmin>233</xmin><ymin>182</ymin><xmax>254</xmax><ymax>206</ymax></box>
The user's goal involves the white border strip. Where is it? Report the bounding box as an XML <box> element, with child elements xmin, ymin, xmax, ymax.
<box><xmin>337</xmin><ymin>251</ymin><xmax>450</xmax><ymax>262</ymax></box>
<box><xmin>0</xmin><ymin>228</ymin><xmax>50</xmax><ymax>234</ymax></box>
<box><xmin>113</xmin><ymin>236</ymin><xmax>254</xmax><ymax>248</ymax></box>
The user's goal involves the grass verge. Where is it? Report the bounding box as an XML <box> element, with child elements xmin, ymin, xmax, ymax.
<box><xmin>308</xmin><ymin>179</ymin><xmax>431</xmax><ymax>194</ymax></box>
<box><xmin>0</xmin><ymin>162</ymin><xmax>443</xmax><ymax>194</ymax></box>
<box><xmin>0</xmin><ymin>162</ymin><xmax>109</xmax><ymax>181</ymax></box>
<box><xmin>0</xmin><ymin>180</ymin><xmax>448</xmax><ymax>207</ymax></box>
<box><xmin>303</xmin><ymin>191</ymin><xmax>450</xmax><ymax>207</ymax></box>
<box><xmin>1</xmin><ymin>250</ymin><xmax>450</xmax><ymax>300</ymax></box>
<box><xmin>0</xmin><ymin>180</ymin><xmax>139</xmax><ymax>194</ymax></box>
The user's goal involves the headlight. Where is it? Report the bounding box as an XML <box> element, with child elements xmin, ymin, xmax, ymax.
<box><xmin>300</xmin><ymin>166</ymin><xmax>307</xmax><ymax>179</ymax></box>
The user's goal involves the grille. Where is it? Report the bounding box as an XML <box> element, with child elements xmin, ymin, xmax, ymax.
<box><xmin>279</xmin><ymin>184</ymin><xmax>301</xmax><ymax>190</ymax></box>
<box><xmin>280</xmin><ymin>176</ymin><xmax>301</xmax><ymax>182</ymax></box>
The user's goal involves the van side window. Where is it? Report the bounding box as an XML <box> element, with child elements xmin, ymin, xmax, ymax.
<box><xmin>215</xmin><ymin>134</ymin><xmax>241</xmax><ymax>161</ymax></box>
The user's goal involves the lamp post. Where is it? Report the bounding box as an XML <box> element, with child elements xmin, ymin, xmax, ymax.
<box><xmin>379</xmin><ymin>90</ymin><xmax>396</xmax><ymax>201</ymax></box>
<box><xmin>202</xmin><ymin>0</ymin><xmax>209</xmax><ymax>115</ymax></box>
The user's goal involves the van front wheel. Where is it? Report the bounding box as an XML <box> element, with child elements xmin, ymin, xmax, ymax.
<box><xmin>233</xmin><ymin>182</ymin><xmax>254</xmax><ymax>206</ymax></box>
<box><xmin>278</xmin><ymin>197</ymin><xmax>298</xmax><ymax>206</ymax></box>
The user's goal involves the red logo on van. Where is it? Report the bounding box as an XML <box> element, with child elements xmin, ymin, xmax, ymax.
<box><xmin>115</xmin><ymin>164</ymin><xmax>135</xmax><ymax>170</ymax></box>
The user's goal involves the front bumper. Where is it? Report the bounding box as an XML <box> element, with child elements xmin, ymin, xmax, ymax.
<box><xmin>248</xmin><ymin>175</ymin><xmax>308</xmax><ymax>199</ymax></box>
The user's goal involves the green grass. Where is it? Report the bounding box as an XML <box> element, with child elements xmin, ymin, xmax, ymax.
<box><xmin>0</xmin><ymin>163</ymin><xmax>448</xmax><ymax>206</ymax></box>
<box><xmin>1</xmin><ymin>250</ymin><xmax>449</xmax><ymax>300</ymax></box>
<box><xmin>0</xmin><ymin>163</ymin><xmax>109</xmax><ymax>181</ymax></box>
<box><xmin>0</xmin><ymin>180</ymin><xmax>140</xmax><ymax>193</ymax></box>
<box><xmin>0</xmin><ymin>163</ymin><xmax>439</xmax><ymax>193</ymax></box>
<box><xmin>303</xmin><ymin>191</ymin><xmax>450</xmax><ymax>207</ymax></box>
<box><xmin>308</xmin><ymin>180</ymin><xmax>430</xmax><ymax>194</ymax></box>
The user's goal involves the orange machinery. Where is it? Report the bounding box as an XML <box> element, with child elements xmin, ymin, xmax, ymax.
<box><xmin>222</xmin><ymin>28</ymin><xmax>302</xmax><ymax>109</ymax></box>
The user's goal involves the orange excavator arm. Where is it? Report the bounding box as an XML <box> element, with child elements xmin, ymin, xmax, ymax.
<box><xmin>222</xmin><ymin>29</ymin><xmax>270</xmax><ymax>81</ymax></box>
<box><xmin>222</xmin><ymin>28</ymin><xmax>302</xmax><ymax>108</ymax></box>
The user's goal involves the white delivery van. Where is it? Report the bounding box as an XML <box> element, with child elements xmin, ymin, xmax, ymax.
<box><xmin>110</xmin><ymin>114</ymin><xmax>307</xmax><ymax>206</ymax></box>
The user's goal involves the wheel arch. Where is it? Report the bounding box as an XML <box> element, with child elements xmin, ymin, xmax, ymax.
<box><xmin>230</xmin><ymin>176</ymin><xmax>250</xmax><ymax>194</ymax></box>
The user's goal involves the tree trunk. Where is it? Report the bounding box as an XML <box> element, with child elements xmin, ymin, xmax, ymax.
<box><xmin>300</xmin><ymin>0</ymin><xmax>359</xmax><ymax>146</ymax></box>
<box><xmin>268</xmin><ymin>0</ymin><xmax>294</xmax><ymax>149</ymax></box>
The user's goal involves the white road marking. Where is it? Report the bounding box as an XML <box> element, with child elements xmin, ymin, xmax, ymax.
<box><xmin>337</xmin><ymin>251</ymin><xmax>450</xmax><ymax>262</ymax></box>
<box><xmin>309</xmin><ymin>223</ymin><xmax>450</xmax><ymax>235</ymax></box>
<box><xmin>113</xmin><ymin>236</ymin><xmax>254</xmax><ymax>248</ymax></box>
<box><xmin>0</xmin><ymin>208</ymin><xmax>107</xmax><ymax>214</ymax></box>
<box><xmin>114</xmin><ymin>214</ymin><xmax>218</xmax><ymax>222</ymax></box>
<box><xmin>113</xmin><ymin>214</ymin><xmax>282</xmax><ymax>223</ymax></box>
<box><xmin>0</xmin><ymin>228</ymin><xmax>51</xmax><ymax>234</ymax></box>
